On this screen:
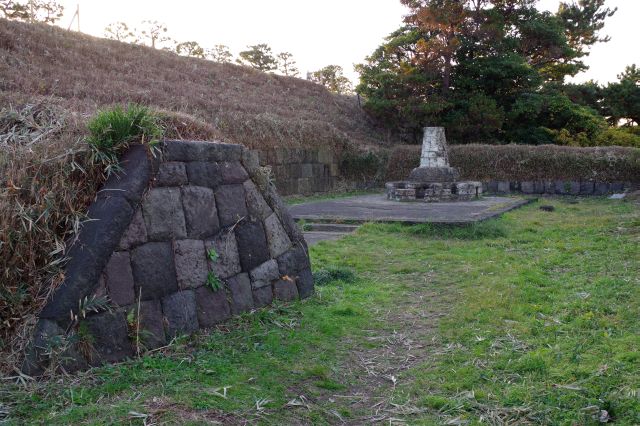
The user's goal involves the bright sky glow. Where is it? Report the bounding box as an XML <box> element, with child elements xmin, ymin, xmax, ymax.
<box><xmin>55</xmin><ymin>0</ymin><xmax>639</xmax><ymax>85</ymax></box>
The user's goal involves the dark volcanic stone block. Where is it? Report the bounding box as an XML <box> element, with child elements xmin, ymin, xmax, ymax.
<box><xmin>163</xmin><ymin>140</ymin><xmax>208</xmax><ymax>162</ymax></box>
<box><xmin>521</xmin><ymin>181</ymin><xmax>534</xmax><ymax>194</ymax></box>
<box><xmin>234</xmin><ymin>218</ymin><xmax>270</xmax><ymax>271</ymax></box>
<box><xmin>497</xmin><ymin>181</ymin><xmax>510</xmax><ymax>194</ymax></box>
<box><xmin>84</xmin><ymin>311</ymin><xmax>134</xmax><ymax>364</ymax></box>
<box><xmin>186</xmin><ymin>161</ymin><xmax>223</xmax><ymax>189</ymax></box>
<box><xmin>131</xmin><ymin>242</ymin><xmax>178</xmax><ymax>301</ymax></box>
<box><xmin>220</xmin><ymin>162</ymin><xmax>249</xmax><ymax>184</ymax></box>
<box><xmin>580</xmin><ymin>181</ymin><xmax>594</xmax><ymax>195</ymax></box>
<box><xmin>142</xmin><ymin>187</ymin><xmax>187</xmax><ymax>241</ymax></box>
<box><xmin>533</xmin><ymin>181</ymin><xmax>545</xmax><ymax>194</ymax></box>
<box><xmin>273</xmin><ymin>278</ymin><xmax>299</xmax><ymax>301</ymax></box>
<box><xmin>249</xmin><ymin>259</ymin><xmax>280</xmax><ymax>289</ymax></box>
<box><xmin>252</xmin><ymin>286</ymin><xmax>273</xmax><ymax>308</ymax></box>
<box><xmin>174</xmin><ymin>239</ymin><xmax>208</xmax><ymax>289</ymax></box>
<box><xmin>104</xmin><ymin>251</ymin><xmax>135</xmax><ymax>306</ymax></box>
<box><xmin>544</xmin><ymin>181</ymin><xmax>555</xmax><ymax>194</ymax></box>
<box><xmin>39</xmin><ymin>196</ymin><xmax>134</xmax><ymax>323</ymax></box>
<box><xmin>215</xmin><ymin>185</ymin><xmax>248</xmax><ymax>227</ymax></box>
<box><xmin>163</xmin><ymin>140</ymin><xmax>242</xmax><ymax>163</ymax></box>
<box><xmin>118</xmin><ymin>209</ymin><xmax>147</xmax><ymax>250</ymax></box>
<box><xmin>22</xmin><ymin>319</ymin><xmax>88</xmax><ymax>376</ymax></box>
<box><xmin>264</xmin><ymin>213</ymin><xmax>291</xmax><ymax>258</ymax></box>
<box><xmin>156</xmin><ymin>162</ymin><xmax>188</xmax><ymax>187</ymax></box>
<box><xmin>205</xmin><ymin>231</ymin><xmax>241</xmax><ymax>279</ymax></box>
<box><xmin>99</xmin><ymin>144</ymin><xmax>152</xmax><ymax>205</ymax></box>
<box><xmin>181</xmin><ymin>186</ymin><xmax>220</xmax><ymax>239</ymax></box>
<box><xmin>569</xmin><ymin>181</ymin><xmax>581</xmax><ymax>195</ymax></box>
<box><xmin>594</xmin><ymin>182</ymin><xmax>610</xmax><ymax>195</ymax></box>
<box><xmin>241</xmin><ymin>149</ymin><xmax>260</xmax><ymax>176</ymax></box>
<box><xmin>277</xmin><ymin>245</ymin><xmax>311</xmax><ymax>276</ymax></box>
<box><xmin>226</xmin><ymin>273</ymin><xmax>254</xmax><ymax>314</ymax></box>
<box><xmin>137</xmin><ymin>300</ymin><xmax>166</xmax><ymax>350</ymax></box>
<box><xmin>263</xmin><ymin>183</ymin><xmax>305</xmax><ymax>244</ymax></box>
<box><xmin>611</xmin><ymin>182</ymin><xmax>624</xmax><ymax>192</ymax></box>
<box><xmin>162</xmin><ymin>290</ymin><xmax>199</xmax><ymax>338</ymax></box>
<box><xmin>296</xmin><ymin>268</ymin><xmax>314</xmax><ymax>299</ymax></box>
<box><xmin>195</xmin><ymin>286</ymin><xmax>231</xmax><ymax>328</ymax></box>
<box><xmin>243</xmin><ymin>180</ymin><xmax>272</xmax><ymax>221</ymax></box>
<box><xmin>555</xmin><ymin>180</ymin><xmax>569</xmax><ymax>194</ymax></box>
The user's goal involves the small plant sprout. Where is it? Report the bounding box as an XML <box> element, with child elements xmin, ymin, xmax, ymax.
<box><xmin>207</xmin><ymin>248</ymin><xmax>219</xmax><ymax>262</ymax></box>
<box><xmin>207</xmin><ymin>272</ymin><xmax>222</xmax><ymax>291</ymax></box>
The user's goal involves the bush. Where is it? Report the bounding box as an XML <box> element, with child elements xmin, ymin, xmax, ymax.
<box><xmin>312</xmin><ymin>267</ymin><xmax>357</xmax><ymax>286</ymax></box>
<box><xmin>87</xmin><ymin>104</ymin><xmax>161</xmax><ymax>173</ymax></box>
<box><xmin>595</xmin><ymin>127</ymin><xmax>640</xmax><ymax>148</ymax></box>
<box><xmin>339</xmin><ymin>150</ymin><xmax>387</xmax><ymax>182</ymax></box>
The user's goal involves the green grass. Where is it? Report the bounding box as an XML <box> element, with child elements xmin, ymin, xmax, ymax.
<box><xmin>2</xmin><ymin>198</ymin><xmax>639</xmax><ymax>424</ymax></box>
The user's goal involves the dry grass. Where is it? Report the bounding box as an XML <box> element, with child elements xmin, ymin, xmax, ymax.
<box><xmin>0</xmin><ymin>18</ymin><xmax>397</xmax><ymax>151</ymax></box>
<box><xmin>0</xmin><ymin>100</ymin><xmax>103</xmax><ymax>371</ymax></box>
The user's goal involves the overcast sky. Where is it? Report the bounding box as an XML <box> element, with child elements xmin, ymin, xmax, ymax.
<box><xmin>55</xmin><ymin>0</ymin><xmax>639</xmax><ymax>85</ymax></box>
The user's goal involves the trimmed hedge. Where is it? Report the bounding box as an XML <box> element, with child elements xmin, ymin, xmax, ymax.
<box><xmin>386</xmin><ymin>144</ymin><xmax>640</xmax><ymax>183</ymax></box>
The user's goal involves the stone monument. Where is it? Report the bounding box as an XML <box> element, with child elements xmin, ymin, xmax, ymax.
<box><xmin>386</xmin><ymin>127</ymin><xmax>482</xmax><ymax>202</ymax></box>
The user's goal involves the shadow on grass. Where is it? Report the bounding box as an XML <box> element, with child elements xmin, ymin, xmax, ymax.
<box><xmin>361</xmin><ymin>219</ymin><xmax>508</xmax><ymax>240</ymax></box>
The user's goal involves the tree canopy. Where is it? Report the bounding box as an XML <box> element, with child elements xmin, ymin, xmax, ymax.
<box><xmin>309</xmin><ymin>65</ymin><xmax>353</xmax><ymax>94</ymax></box>
<box><xmin>357</xmin><ymin>0</ymin><xmax>627</xmax><ymax>145</ymax></box>
<box><xmin>237</xmin><ymin>44</ymin><xmax>278</xmax><ymax>72</ymax></box>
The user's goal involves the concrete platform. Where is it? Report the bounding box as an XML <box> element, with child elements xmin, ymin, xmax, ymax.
<box><xmin>290</xmin><ymin>194</ymin><xmax>532</xmax><ymax>225</ymax></box>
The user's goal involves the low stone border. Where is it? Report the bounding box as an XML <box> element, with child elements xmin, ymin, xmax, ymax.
<box><xmin>483</xmin><ymin>180</ymin><xmax>636</xmax><ymax>196</ymax></box>
<box><xmin>23</xmin><ymin>140</ymin><xmax>314</xmax><ymax>375</ymax></box>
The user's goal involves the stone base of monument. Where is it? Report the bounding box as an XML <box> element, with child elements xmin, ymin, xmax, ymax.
<box><xmin>386</xmin><ymin>127</ymin><xmax>483</xmax><ymax>202</ymax></box>
<box><xmin>386</xmin><ymin>180</ymin><xmax>483</xmax><ymax>202</ymax></box>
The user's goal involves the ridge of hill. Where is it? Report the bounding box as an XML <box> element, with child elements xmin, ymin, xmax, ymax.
<box><xmin>0</xmin><ymin>18</ymin><xmax>398</xmax><ymax>150</ymax></box>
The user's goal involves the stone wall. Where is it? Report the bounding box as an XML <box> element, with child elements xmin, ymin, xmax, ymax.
<box><xmin>256</xmin><ymin>147</ymin><xmax>339</xmax><ymax>196</ymax></box>
<box><xmin>23</xmin><ymin>141</ymin><xmax>313</xmax><ymax>375</ymax></box>
<box><xmin>483</xmin><ymin>180</ymin><xmax>636</xmax><ymax>196</ymax></box>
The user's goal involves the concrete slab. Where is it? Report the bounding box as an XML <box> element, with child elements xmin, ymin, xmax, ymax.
<box><xmin>303</xmin><ymin>231</ymin><xmax>349</xmax><ymax>246</ymax></box>
<box><xmin>290</xmin><ymin>194</ymin><xmax>533</xmax><ymax>225</ymax></box>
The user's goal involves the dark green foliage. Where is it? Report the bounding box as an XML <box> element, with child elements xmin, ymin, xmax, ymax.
<box><xmin>87</xmin><ymin>104</ymin><xmax>161</xmax><ymax>173</ymax></box>
<box><xmin>339</xmin><ymin>150</ymin><xmax>387</xmax><ymax>182</ymax></box>
<box><xmin>357</xmin><ymin>0</ymin><xmax>619</xmax><ymax>145</ymax></box>
<box><xmin>312</xmin><ymin>266</ymin><xmax>357</xmax><ymax>286</ymax></box>
<box><xmin>237</xmin><ymin>44</ymin><xmax>277</xmax><ymax>72</ymax></box>
<box><xmin>602</xmin><ymin>65</ymin><xmax>640</xmax><ymax>126</ymax></box>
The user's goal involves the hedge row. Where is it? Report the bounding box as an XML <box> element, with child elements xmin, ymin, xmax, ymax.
<box><xmin>385</xmin><ymin>144</ymin><xmax>640</xmax><ymax>183</ymax></box>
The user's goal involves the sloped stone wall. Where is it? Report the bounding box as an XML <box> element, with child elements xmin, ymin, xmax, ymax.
<box><xmin>256</xmin><ymin>147</ymin><xmax>339</xmax><ymax>195</ymax></box>
<box><xmin>23</xmin><ymin>141</ymin><xmax>313</xmax><ymax>375</ymax></box>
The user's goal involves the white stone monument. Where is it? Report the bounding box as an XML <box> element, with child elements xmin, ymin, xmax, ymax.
<box><xmin>386</xmin><ymin>127</ymin><xmax>482</xmax><ymax>202</ymax></box>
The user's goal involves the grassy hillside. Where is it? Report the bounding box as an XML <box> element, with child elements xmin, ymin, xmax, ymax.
<box><xmin>0</xmin><ymin>18</ymin><xmax>397</xmax><ymax>150</ymax></box>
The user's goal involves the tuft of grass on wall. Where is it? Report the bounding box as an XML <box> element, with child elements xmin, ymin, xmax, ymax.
<box><xmin>87</xmin><ymin>104</ymin><xmax>161</xmax><ymax>174</ymax></box>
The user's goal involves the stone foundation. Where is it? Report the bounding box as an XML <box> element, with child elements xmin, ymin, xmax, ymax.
<box><xmin>386</xmin><ymin>180</ymin><xmax>483</xmax><ymax>202</ymax></box>
<box><xmin>23</xmin><ymin>140</ymin><xmax>313</xmax><ymax>375</ymax></box>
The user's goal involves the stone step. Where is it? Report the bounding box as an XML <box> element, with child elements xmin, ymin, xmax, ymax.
<box><xmin>303</xmin><ymin>223</ymin><xmax>359</xmax><ymax>233</ymax></box>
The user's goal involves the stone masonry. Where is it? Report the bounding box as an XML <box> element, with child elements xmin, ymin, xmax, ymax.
<box><xmin>23</xmin><ymin>140</ymin><xmax>313</xmax><ymax>375</ymax></box>
<box><xmin>387</xmin><ymin>127</ymin><xmax>482</xmax><ymax>202</ymax></box>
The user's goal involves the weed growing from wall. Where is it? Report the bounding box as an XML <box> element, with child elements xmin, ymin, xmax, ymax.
<box><xmin>87</xmin><ymin>104</ymin><xmax>161</xmax><ymax>175</ymax></box>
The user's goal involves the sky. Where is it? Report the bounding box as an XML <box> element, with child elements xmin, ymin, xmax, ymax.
<box><xmin>54</xmin><ymin>0</ymin><xmax>639</xmax><ymax>85</ymax></box>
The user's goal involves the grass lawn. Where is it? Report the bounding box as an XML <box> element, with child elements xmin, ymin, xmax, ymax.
<box><xmin>2</xmin><ymin>198</ymin><xmax>639</xmax><ymax>425</ymax></box>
